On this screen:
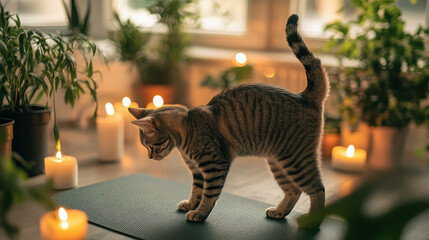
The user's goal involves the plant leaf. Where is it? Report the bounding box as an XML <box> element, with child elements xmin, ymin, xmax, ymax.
<box><xmin>0</xmin><ymin>39</ymin><xmax>8</xmax><ymax>57</ymax></box>
<box><xmin>53</xmin><ymin>123</ymin><xmax>61</xmax><ymax>151</ymax></box>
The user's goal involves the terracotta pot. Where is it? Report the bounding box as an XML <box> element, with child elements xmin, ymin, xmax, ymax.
<box><xmin>340</xmin><ymin>121</ymin><xmax>371</xmax><ymax>151</ymax></box>
<box><xmin>368</xmin><ymin>127</ymin><xmax>407</xmax><ymax>170</ymax></box>
<box><xmin>0</xmin><ymin>118</ymin><xmax>14</xmax><ymax>159</ymax></box>
<box><xmin>137</xmin><ymin>84</ymin><xmax>175</xmax><ymax>107</ymax></box>
<box><xmin>322</xmin><ymin>133</ymin><xmax>340</xmax><ymax>159</ymax></box>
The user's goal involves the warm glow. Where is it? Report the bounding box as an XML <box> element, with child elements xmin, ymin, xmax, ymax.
<box><xmin>61</xmin><ymin>221</ymin><xmax>69</xmax><ymax>229</ymax></box>
<box><xmin>153</xmin><ymin>95</ymin><xmax>164</xmax><ymax>108</ymax></box>
<box><xmin>264</xmin><ymin>67</ymin><xmax>276</xmax><ymax>78</ymax></box>
<box><xmin>56</xmin><ymin>151</ymin><xmax>62</xmax><ymax>161</ymax></box>
<box><xmin>122</xmin><ymin>97</ymin><xmax>131</xmax><ymax>108</ymax></box>
<box><xmin>105</xmin><ymin>102</ymin><xmax>115</xmax><ymax>116</ymax></box>
<box><xmin>346</xmin><ymin>145</ymin><xmax>355</xmax><ymax>157</ymax></box>
<box><xmin>234</xmin><ymin>52</ymin><xmax>247</xmax><ymax>66</ymax></box>
<box><xmin>58</xmin><ymin>207</ymin><xmax>68</xmax><ymax>221</ymax></box>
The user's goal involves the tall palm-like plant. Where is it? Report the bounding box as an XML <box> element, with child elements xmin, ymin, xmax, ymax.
<box><xmin>0</xmin><ymin>3</ymin><xmax>98</xmax><ymax>150</ymax></box>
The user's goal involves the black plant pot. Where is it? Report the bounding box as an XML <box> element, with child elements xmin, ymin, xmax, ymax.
<box><xmin>0</xmin><ymin>118</ymin><xmax>14</xmax><ymax>159</ymax></box>
<box><xmin>0</xmin><ymin>106</ymin><xmax>51</xmax><ymax>177</ymax></box>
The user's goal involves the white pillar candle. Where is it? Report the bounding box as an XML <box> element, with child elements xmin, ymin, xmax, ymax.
<box><xmin>331</xmin><ymin>145</ymin><xmax>367</xmax><ymax>172</ymax></box>
<box><xmin>114</xmin><ymin>97</ymin><xmax>139</xmax><ymax>142</ymax></box>
<box><xmin>96</xmin><ymin>102</ymin><xmax>124</xmax><ymax>161</ymax></box>
<box><xmin>40</xmin><ymin>207</ymin><xmax>87</xmax><ymax>240</ymax></box>
<box><xmin>44</xmin><ymin>151</ymin><xmax>78</xmax><ymax>190</ymax></box>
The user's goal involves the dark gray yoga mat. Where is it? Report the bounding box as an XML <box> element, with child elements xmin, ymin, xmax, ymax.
<box><xmin>53</xmin><ymin>174</ymin><xmax>345</xmax><ymax>240</ymax></box>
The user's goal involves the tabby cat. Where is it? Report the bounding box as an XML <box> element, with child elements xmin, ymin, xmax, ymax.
<box><xmin>129</xmin><ymin>14</ymin><xmax>328</xmax><ymax>226</ymax></box>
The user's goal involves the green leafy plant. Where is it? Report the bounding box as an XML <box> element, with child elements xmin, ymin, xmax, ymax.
<box><xmin>298</xmin><ymin>169</ymin><xmax>429</xmax><ymax>240</ymax></box>
<box><xmin>111</xmin><ymin>0</ymin><xmax>199</xmax><ymax>85</ymax></box>
<box><xmin>0</xmin><ymin>4</ymin><xmax>99</xmax><ymax>150</ymax></box>
<box><xmin>110</xmin><ymin>11</ymin><xmax>151</xmax><ymax>82</ymax></box>
<box><xmin>62</xmin><ymin>0</ymin><xmax>92</xmax><ymax>36</ymax></box>
<box><xmin>0</xmin><ymin>157</ymin><xmax>57</xmax><ymax>238</ymax></box>
<box><xmin>324</xmin><ymin>0</ymin><xmax>429</xmax><ymax>128</ymax></box>
<box><xmin>201</xmin><ymin>64</ymin><xmax>253</xmax><ymax>90</ymax></box>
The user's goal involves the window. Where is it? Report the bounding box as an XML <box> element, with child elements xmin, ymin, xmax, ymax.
<box><xmin>296</xmin><ymin>0</ymin><xmax>428</xmax><ymax>38</ymax></box>
<box><xmin>4</xmin><ymin>0</ymin><xmax>67</xmax><ymax>26</ymax></box>
<box><xmin>112</xmin><ymin>0</ymin><xmax>248</xmax><ymax>34</ymax></box>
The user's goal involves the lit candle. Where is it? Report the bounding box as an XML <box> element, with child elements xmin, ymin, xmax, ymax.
<box><xmin>145</xmin><ymin>95</ymin><xmax>164</xmax><ymax>109</ymax></box>
<box><xmin>331</xmin><ymin>145</ymin><xmax>367</xmax><ymax>172</ymax></box>
<box><xmin>114</xmin><ymin>97</ymin><xmax>139</xmax><ymax>142</ymax></box>
<box><xmin>44</xmin><ymin>151</ymin><xmax>78</xmax><ymax>190</ymax></box>
<box><xmin>233</xmin><ymin>52</ymin><xmax>247</xmax><ymax>67</ymax></box>
<box><xmin>96</xmin><ymin>103</ymin><xmax>124</xmax><ymax>161</ymax></box>
<box><xmin>40</xmin><ymin>207</ymin><xmax>87</xmax><ymax>240</ymax></box>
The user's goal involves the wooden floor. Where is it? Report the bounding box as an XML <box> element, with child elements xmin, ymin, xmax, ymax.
<box><xmin>2</xmin><ymin>127</ymin><xmax>428</xmax><ymax>240</ymax></box>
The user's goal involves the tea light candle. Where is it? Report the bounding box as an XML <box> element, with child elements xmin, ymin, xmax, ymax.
<box><xmin>40</xmin><ymin>207</ymin><xmax>87</xmax><ymax>240</ymax></box>
<box><xmin>96</xmin><ymin>103</ymin><xmax>124</xmax><ymax>161</ymax></box>
<box><xmin>114</xmin><ymin>97</ymin><xmax>139</xmax><ymax>142</ymax></box>
<box><xmin>331</xmin><ymin>145</ymin><xmax>367</xmax><ymax>172</ymax></box>
<box><xmin>44</xmin><ymin>151</ymin><xmax>77</xmax><ymax>190</ymax></box>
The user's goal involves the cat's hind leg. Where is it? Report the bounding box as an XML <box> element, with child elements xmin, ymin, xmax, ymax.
<box><xmin>265</xmin><ymin>158</ymin><xmax>302</xmax><ymax>219</ymax></box>
<box><xmin>282</xmin><ymin>154</ymin><xmax>325</xmax><ymax>228</ymax></box>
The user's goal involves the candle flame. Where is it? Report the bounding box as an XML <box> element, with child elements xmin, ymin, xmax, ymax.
<box><xmin>56</xmin><ymin>151</ymin><xmax>62</xmax><ymax>161</ymax></box>
<box><xmin>153</xmin><ymin>95</ymin><xmax>164</xmax><ymax>108</ymax></box>
<box><xmin>61</xmin><ymin>221</ymin><xmax>69</xmax><ymax>229</ymax></box>
<box><xmin>346</xmin><ymin>145</ymin><xmax>355</xmax><ymax>157</ymax></box>
<box><xmin>105</xmin><ymin>102</ymin><xmax>115</xmax><ymax>116</ymax></box>
<box><xmin>58</xmin><ymin>207</ymin><xmax>68</xmax><ymax>221</ymax></box>
<box><xmin>234</xmin><ymin>52</ymin><xmax>247</xmax><ymax>66</ymax></box>
<box><xmin>122</xmin><ymin>97</ymin><xmax>131</xmax><ymax>108</ymax></box>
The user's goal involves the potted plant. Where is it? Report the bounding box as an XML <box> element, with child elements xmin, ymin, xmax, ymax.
<box><xmin>324</xmin><ymin>0</ymin><xmax>429</xmax><ymax>169</ymax></box>
<box><xmin>110</xmin><ymin>12</ymin><xmax>151</xmax><ymax>105</ymax></box>
<box><xmin>111</xmin><ymin>0</ymin><xmax>198</xmax><ymax>106</ymax></box>
<box><xmin>0</xmin><ymin>4</ymin><xmax>98</xmax><ymax>176</ymax></box>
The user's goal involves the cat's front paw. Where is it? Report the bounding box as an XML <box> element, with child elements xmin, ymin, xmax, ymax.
<box><xmin>178</xmin><ymin>200</ymin><xmax>194</xmax><ymax>212</ymax></box>
<box><xmin>186</xmin><ymin>210</ymin><xmax>208</xmax><ymax>222</ymax></box>
<box><xmin>265</xmin><ymin>207</ymin><xmax>290</xmax><ymax>219</ymax></box>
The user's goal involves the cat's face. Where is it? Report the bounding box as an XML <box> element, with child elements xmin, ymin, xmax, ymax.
<box><xmin>129</xmin><ymin>107</ymin><xmax>175</xmax><ymax>161</ymax></box>
<box><xmin>139</xmin><ymin>128</ymin><xmax>174</xmax><ymax>160</ymax></box>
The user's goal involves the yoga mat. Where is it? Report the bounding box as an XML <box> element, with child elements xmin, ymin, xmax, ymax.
<box><xmin>53</xmin><ymin>174</ymin><xmax>345</xmax><ymax>240</ymax></box>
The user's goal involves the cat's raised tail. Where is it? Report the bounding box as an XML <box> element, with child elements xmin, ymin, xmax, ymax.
<box><xmin>286</xmin><ymin>14</ymin><xmax>329</xmax><ymax>106</ymax></box>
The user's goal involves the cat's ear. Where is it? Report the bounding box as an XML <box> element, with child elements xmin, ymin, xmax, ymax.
<box><xmin>128</xmin><ymin>107</ymin><xmax>153</xmax><ymax>119</ymax></box>
<box><xmin>131</xmin><ymin>117</ymin><xmax>156</xmax><ymax>134</ymax></box>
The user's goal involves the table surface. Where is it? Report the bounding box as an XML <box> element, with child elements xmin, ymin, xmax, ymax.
<box><xmin>2</xmin><ymin>127</ymin><xmax>428</xmax><ymax>240</ymax></box>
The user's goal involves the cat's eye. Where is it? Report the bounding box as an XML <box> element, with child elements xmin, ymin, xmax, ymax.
<box><xmin>153</xmin><ymin>138</ymin><xmax>168</xmax><ymax>146</ymax></box>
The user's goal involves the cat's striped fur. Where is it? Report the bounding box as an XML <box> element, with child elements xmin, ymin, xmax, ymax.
<box><xmin>129</xmin><ymin>14</ymin><xmax>328</xmax><ymax>226</ymax></box>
